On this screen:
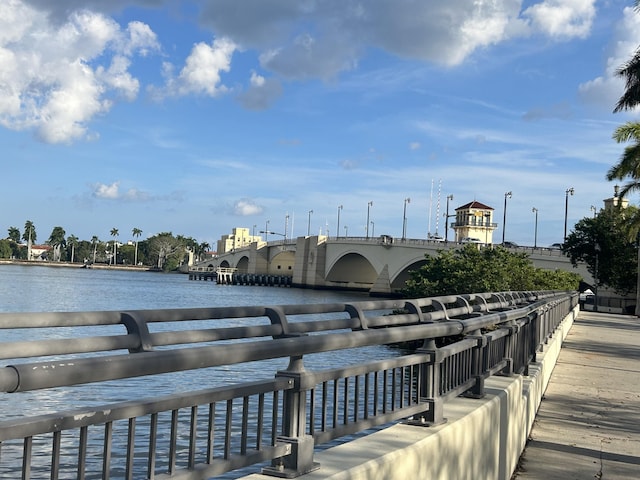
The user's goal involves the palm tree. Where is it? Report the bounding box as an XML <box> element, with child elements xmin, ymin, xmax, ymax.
<box><xmin>110</xmin><ymin>228</ymin><xmax>119</xmax><ymax>265</ymax></box>
<box><xmin>91</xmin><ymin>236</ymin><xmax>99</xmax><ymax>264</ymax></box>
<box><xmin>7</xmin><ymin>227</ymin><xmax>20</xmax><ymax>243</ymax></box>
<box><xmin>609</xmin><ymin>122</ymin><xmax>640</xmax><ymax>315</ymax></box>
<box><xmin>47</xmin><ymin>226</ymin><xmax>66</xmax><ymax>262</ymax></box>
<box><xmin>614</xmin><ymin>1</ymin><xmax>640</xmax><ymax>112</ymax></box>
<box><xmin>132</xmin><ymin>228</ymin><xmax>142</xmax><ymax>266</ymax></box>
<box><xmin>23</xmin><ymin>220</ymin><xmax>36</xmax><ymax>260</ymax></box>
<box><xmin>67</xmin><ymin>235</ymin><xmax>79</xmax><ymax>263</ymax></box>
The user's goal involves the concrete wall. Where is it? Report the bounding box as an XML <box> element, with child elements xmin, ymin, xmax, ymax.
<box><xmin>242</xmin><ymin>305</ymin><xmax>578</xmax><ymax>480</ymax></box>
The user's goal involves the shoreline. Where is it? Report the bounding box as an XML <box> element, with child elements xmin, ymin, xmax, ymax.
<box><xmin>0</xmin><ymin>259</ymin><xmax>158</xmax><ymax>272</ymax></box>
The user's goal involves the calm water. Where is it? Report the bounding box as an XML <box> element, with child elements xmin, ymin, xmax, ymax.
<box><xmin>0</xmin><ymin>264</ymin><xmax>391</xmax><ymax>414</ymax></box>
<box><xmin>0</xmin><ymin>265</ymin><xmax>398</xmax><ymax>478</ymax></box>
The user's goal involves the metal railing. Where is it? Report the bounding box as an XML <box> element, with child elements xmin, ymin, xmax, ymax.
<box><xmin>0</xmin><ymin>291</ymin><xmax>577</xmax><ymax>479</ymax></box>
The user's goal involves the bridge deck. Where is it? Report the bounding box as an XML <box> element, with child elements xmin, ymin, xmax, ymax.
<box><xmin>514</xmin><ymin>311</ymin><xmax>640</xmax><ymax>479</ymax></box>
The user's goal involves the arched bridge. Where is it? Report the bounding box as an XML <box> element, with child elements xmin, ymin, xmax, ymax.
<box><xmin>193</xmin><ymin>236</ymin><xmax>589</xmax><ymax>295</ymax></box>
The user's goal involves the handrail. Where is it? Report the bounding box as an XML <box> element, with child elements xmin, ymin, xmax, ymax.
<box><xmin>0</xmin><ymin>290</ymin><xmax>578</xmax><ymax>479</ymax></box>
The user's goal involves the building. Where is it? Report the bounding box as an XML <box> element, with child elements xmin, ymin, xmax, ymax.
<box><xmin>452</xmin><ymin>201</ymin><xmax>497</xmax><ymax>244</ymax></box>
<box><xmin>603</xmin><ymin>185</ymin><xmax>629</xmax><ymax>211</ymax></box>
<box><xmin>217</xmin><ymin>228</ymin><xmax>262</xmax><ymax>254</ymax></box>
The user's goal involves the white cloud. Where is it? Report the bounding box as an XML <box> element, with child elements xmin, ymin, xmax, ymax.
<box><xmin>0</xmin><ymin>1</ymin><xmax>160</xmax><ymax>144</ymax></box>
<box><xmin>233</xmin><ymin>198</ymin><xmax>264</xmax><ymax>216</ymax></box>
<box><xmin>157</xmin><ymin>37</ymin><xmax>236</xmax><ymax>98</ymax></box>
<box><xmin>523</xmin><ymin>0</ymin><xmax>595</xmax><ymax>39</ymax></box>
<box><xmin>92</xmin><ymin>181</ymin><xmax>121</xmax><ymax>199</ymax></box>
<box><xmin>578</xmin><ymin>6</ymin><xmax>640</xmax><ymax>110</ymax></box>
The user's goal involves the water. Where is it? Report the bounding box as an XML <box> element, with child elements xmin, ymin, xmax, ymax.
<box><xmin>0</xmin><ymin>265</ymin><xmax>401</xmax><ymax>478</ymax></box>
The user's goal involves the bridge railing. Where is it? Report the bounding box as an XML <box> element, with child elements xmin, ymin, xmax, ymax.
<box><xmin>0</xmin><ymin>291</ymin><xmax>577</xmax><ymax>479</ymax></box>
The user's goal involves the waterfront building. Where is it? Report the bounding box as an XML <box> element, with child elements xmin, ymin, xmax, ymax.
<box><xmin>217</xmin><ymin>227</ymin><xmax>262</xmax><ymax>254</ymax></box>
<box><xmin>452</xmin><ymin>201</ymin><xmax>497</xmax><ymax>244</ymax></box>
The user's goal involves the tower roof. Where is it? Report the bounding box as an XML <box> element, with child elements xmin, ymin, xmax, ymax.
<box><xmin>456</xmin><ymin>200</ymin><xmax>493</xmax><ymax>211</ymax></box>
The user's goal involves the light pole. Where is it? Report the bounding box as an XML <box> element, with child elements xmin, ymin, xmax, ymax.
<box><xmin>594</xmin><ymin>242</ymin><xmax>600</xmax><ymax>312</ymax></box>
<box><xmin>564</xmin><ymin>187</ymin><xmax>574</xmax><ymax>241</ymax></box>
<box><xmin>284</xmin><ymin>214</ymin><xmax>289</xmax><ymax>241</ymax></box>
<box><xmin>484</xmin><ymin>212</ymin><xmax>491</xmax><ymax>245</ymax></box>
<box><xmin>344</xmin><ymin>225</ymin><xmax>348</xmax><ymax>237</ymax></box>
<box><xmin>402</xmin><ymin>197</ymin><xmax>411</xmax><ymax>240</ymax></box>
<box><xmin>502</xmin><ymin>191</ymin><xmax>512</xmax><ymax>244</ymax></box>
<box><xmin>590</xmin><ymin>205</ymin><xmax>596</xmax><ymax>218</ymax></box>
<box><xmin>252</xmin><ymin>224</ymin><xmax>257</xmax><ymax>236</ymax></box>
<box><xmin>366</xmin><ymin>201</ymin><xmax>373</xmax><ymax>239</ymax></box>
<box><xmin>370</xmin><ymin>221</ymin><xmax>375</xmax><ymax>238</ymax></box>
<box><xmin>337</xmin><ymin>205</ymin><xmax>343</xmax><ymax>239</ymax></box>
<box><xmin>532</xmin><ymin>207</ymin><xmax>538</xmax><ymax>248</ymax></box>
<box><xmin>265</xmin><ymin>220</ymin><xmax>269</xmax><ymax>242</ymax></box>
<box><xmin>444</xmin><ymin>194</ymin><xmax>454</xmax><ymax>242</ymax></box>
<box><xmin>307</xmin><ymin>210</ymin><xmax>313</xmax><ymax>236</ymax></box>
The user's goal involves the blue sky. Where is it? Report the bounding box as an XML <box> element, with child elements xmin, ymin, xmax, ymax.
<box><xmin>2</xmin><ymin>0</ymin><xmax>639</xmax><ymax>249</ymax></box>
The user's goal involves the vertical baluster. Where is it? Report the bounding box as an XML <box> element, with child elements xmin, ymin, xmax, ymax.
<box><xmin>343</xmin><ymin>377</ymin><xmax>349</xmax><ymax>425</ymax></box>
<box><xmin>332</xmin><ymin>379</ymin><xmax>338</xmax><ymax>429</ymax></box>
<box><xmin>257</xmin><ymin>394</ymin><xmax>265</xmax><ymax>450</ymax></box>
<box><xmin>399</xmin><ymin>367</ymin><xmax>405</xmax><ymax>408</ymax></box>
<box><xmin>207</xmin><ymin>403</ymin><xmax>216</xmax><ymax>462</ymax></box>
<box><xmin>169</xmin><ymin>410</ymin><xmax>178</xmax><ymax>474</ymax></box>
<box><xmin>189</xmin><ymin>405</ymin><xmax>198</xmax><ymax>469</ymax></box>
<box><xmin>148</xmin><ymin>413</ymin><xmax>158</xmax><ymax>479</ymax></box>
<box><xmin>77</xmin><ymin>426</ymin><xmax>88</xmax><ymax>480</ymax></box>
<box><xmin>22</xmin><ymin>436</ymin><xmax>32</xmax><ymax>480</ymax></box>
<box><xmin>241</xmin><ymin>397</ymin><xmax>249</xmax><ymax>455</ymax></box>
<box><xmin>125</xmin><ymin>418</ymin><xmax>136</xmax><ymax>480</ymax></box>
<box><xmin>321</xmin><ymin>382</ymin><xmax>328</xmax><ymax>431</ymax></box>
<box><xmin>353</xmin><ymin>376</ymin><xmax>359</xmax><ymax>422</ymax></box>
<box><xmin>224</xmin><ymin>399</ymin><xmax>233</xmax><ymax>460</ymax></box>
<box><xmin>271</xmin><ymin>392</ymin><xmax>279</xmax><ymax>446</ymax></box>
<box><xmin>51</xmin><ymin>431</ymin><xmax>61</xmax><ymax>480</ymax></box>
<box><xmin>382</xmin><ymin>369</ymin><xmax>388</xmax><ymax>414</ymax></box>
<box><xmin>373</xmin><ymin>371</ymin><xmax>379</xmax><ymax>416</ymax></box>
<box><xmin>364</xmin><ymin>373</ymin><xmax>370</xmax><ymax>419</ymax></box>
<box><xmin>102</xmin><ymin>422</ymin><xmax>113</xmax><ymax>480</ymax></box>
<box><xmin>308</xmin><ymin>388</ymin><xmax>316</xmax><ymax>436</ymax></box>
<box><xmin>391</xmin><ymin>367</ymin><xmax>397</xmax><ymax>411</ymax></box>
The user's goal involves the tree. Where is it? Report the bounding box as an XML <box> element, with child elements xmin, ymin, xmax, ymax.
<box><xmin>132</xmin><ymin>227</ymin><xmax>142</xmax><ymax>266</ymax></box>
<box><xmin>148</xmin><ymin>232</ymin><xmax>186</xmax><ymax>271</ymax></box>
<box><xmin>563</xmin><ymin>206</ymin><xmax>638</xmax><ymax>294</ymax></box>
<box><xmin>402</xmin><ymin>245</ymin><xmax>580</xmax><ymax>298</ymax></box>
<box><xmin>22</xmin><ymin>220</ymin><xmax>36</xmax><ymax>260</ymax></box>
<box><xmin>91</xmin><ymin>236</ymin><xmax>99</xmax><ymax>264</ymax></box>
<box><xmin>0</xmin><ymin>239</ymin><xmax>12</xmax><ymax>259</ymax></box>
<box><xmin>67</xmin><ymin>235</ymin><xmax>79</xmax><ymax>263</ymax></box>
<box><xmin>110</xmin><ymin>228</ymin><xmax>119</xmax><ymax>265</ymax></box>
<box><xmin>47</xmin><ymin>226</ymin><xmax>66</xmax><ymax>262</ymax></box>
<box><xmin>7</xmin><ymin>227</ymin><xmax>20</xmax><ymax>243</ymax></box>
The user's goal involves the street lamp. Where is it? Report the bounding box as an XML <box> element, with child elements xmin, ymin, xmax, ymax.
<box><xmin>344</xmin><ymin>225</ymin><xmax>348</xmax><ymax>237</ymax></box>
<box><xmin>370</xmin><ymin>221</ymin><xmax>375</xmax><ymax>238</ymax></box>
<box><xmin>502</xmin><ymin>191</ymin><xmax>512</xmax><ymax>244</ymax></box>
<box><xmin>444</xmin><ymin>194</ymin><xmax>454</xmax><ymax>242</ymax></box>
<box><xmin>284</xmin><ymin>214</ymin><xmax>290</xmax><ymax>241</ymax></box>
<box><xmin>402</xmin><ymin>197</ymin><xmax>411</xmax><ymax>240</ymax></box>
<box><xmin>564</xmin><ymin>187</ymin><xmax>574</xmax><ymax>241</ymax></box>
<box><xmin>337</xmin><ymin>205</ymin><xmax>343</xmax><ymax>239</ymax></box>
<box><xmin>366</xmin><ymin>201</ymin><xmax>373</xmax><ymax>239</ymax></box>
<box><xmin>265</xmin><ymin>220</ymin><xmax>269</xmax><ymax>242</ymax></box>
<box><xmin>532</xmin><ymin>207</ymin><xmax>538</xmax><ymax>248</ymax></box>
<box><xmin>590</xmin><ymin>205</ymin><xmax>597</xmax><ymax>218</ymax></box>
<box><xmin>307</xmin><ymin>210</ymin><xmax>313</xmax><ymax>236</ymax></box>
<box><xmin>252</xmin><ymin>224</ymin><xmax>257</xmax><ymax>236</ymax></box>
<box><xmin>594</xmin><ymin>242</ymin><xmax>601</xmax><ymax>312</ymax></box>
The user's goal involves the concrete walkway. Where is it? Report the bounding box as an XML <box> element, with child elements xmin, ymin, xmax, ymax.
<box><xmin>513</xmin><ymin>311</ymin><xmax>640</xmax><ymax>479</ymax></box>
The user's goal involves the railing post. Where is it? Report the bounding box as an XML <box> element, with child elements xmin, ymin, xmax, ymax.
<box><xmin>406</xmin><ymin>339</ymin><xmax>446</xmax><ymax>426</ymax></box>
<box><xmin>466</xmin><ymin>332</ymin><xmax>488</xmax><ymax>398</ymax></box>
<box><xmin>262</xmin><ymin>355</ymin><xmax>320</xmax><ymax>478</ymax></box>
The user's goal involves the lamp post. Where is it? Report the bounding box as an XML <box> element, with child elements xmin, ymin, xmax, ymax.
<box><xmin>366</xmin><ymin>201</ymin><xmax>373</xmax><ymax>239</ymax></box>
<box><xmin>594</xmin><ymin>242</ymin><xmax>600</xmax><ymax>312</ymax></box>
<box><xmin>265</xmin><ymin>220</ymin><xmax>270</xmax><ymax>242</ymax></box>
<box><xmin>532</xmin><ymin>207</ymin><xmax>538</xmax><ymax>248</ymax></box>
<box><xmin>252</xmin><ymin>224</ymin><xmax>257</xmax><ymax>236</ymax></box>
<box><xmin>370</xmin><ymin>221</ymin><xmax>375</xmax><ymax>238</ymax></box>
<box><xmin>564</xmin><ymin>187</ymin><xmax>574</xmax><ymax>241</ymax></box>
<box><xmin>284</xmin><ymin>214</ymin><xmax>289</xmax><ymax>241</ymax></box>
<box><xmin>307</xmin><ymin>210</ymin><xmax>313</xmax><ymax>236</ymax></box>
<box><xmin>444</xmin><ymin>194</ymin><xmax>454</xmax><ymax>242</ymax></box>
<box><xmin>402</xmin><ymin>197</ymin><xmax>411</xmax><ymax>240</ymax></box>
<box><xmin>590</xmin><ymin>205</ymin><xmax>596</xmax><ymax>218</ymax></box>
<box><xmin>344</xmin><ymin>225</ymin><xmax>348</xmax><ymax>237</ymax></box>
<box><xmin>502</xmin><ymin>191</ymin><xmax>512</xmax><ymax>244</ymax></box>
<box><xmin>337</xmin><ymin>205</ymin><xmax>343</xmax><ymax>239</ymax></box>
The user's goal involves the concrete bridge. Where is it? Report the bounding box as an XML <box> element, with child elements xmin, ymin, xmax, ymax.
<box><xmin>193</xmin><ymin>236</ymin><xmax>590</xmax><ymax>295</ymax></box>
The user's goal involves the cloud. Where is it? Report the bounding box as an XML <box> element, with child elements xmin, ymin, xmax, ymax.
<box><xmin>91</xmin><ymin>181</ymin><xmax>150</xmax><ymax>201</ymax></box>
<box><xmin>409</xmin><ymin>142</ymin><xmax>421</xmax><ymax>151</ymax></box>
<box><xmin>233</xmin><ymin>198</ymin><xmax>264</xmax><ymax>216</ymax></box>
<box><xmin>0</xmin><ymin>1</ymin><xmax>160</xmax><ymax>144</ymax></box>
<box><xmin>578</xmin><ymin>6</ymin><xmax>640</xmax><ymax>110</ymax></box>
<box><xmin>153</xmin><ymin>37</ymin><xmax>236</xmax><ymax>98</ymax></box>
<box><xmin>237</xmin><ymin>71</ymin><xmax>283</xmax><ymax>110</ymax></box>
<box><xmin>522</xmin><ymin>0</ymin><xmax>595</xmax><ymax>39</ymax></box>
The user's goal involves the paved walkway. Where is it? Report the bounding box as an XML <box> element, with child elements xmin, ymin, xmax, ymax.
<box><xmin>513</xmin><ymin>311</ymin><xmax>640</xmax><ymax>479</ymax></box>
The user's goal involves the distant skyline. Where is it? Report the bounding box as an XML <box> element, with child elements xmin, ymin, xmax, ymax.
<box><xmin>2</xmin><ymin>0</ymin><xmax>640</xmax><ymax>248</ymax></box>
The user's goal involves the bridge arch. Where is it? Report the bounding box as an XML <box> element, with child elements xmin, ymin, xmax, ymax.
<box><xmin>236</xmin><ymin>256</ymin><xmax>250</xmax><ymax>273</ymax></box>
<box><xmin>219</xmin><ymin>259</ymin><xmax>231</xmax><ymax>268</ymax></box>
<box><xmin>390</xmin><ymin>259</ymin><xmax>429</xmax><ymax>291</ymax></box>
<box><xmin>326</xmin><ymin>252</ymin><xmax>378</xmax><ymax>284</ymax></box>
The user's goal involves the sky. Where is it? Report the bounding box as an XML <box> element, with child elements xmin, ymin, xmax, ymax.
<box><xmin>2</xmin><ymin>0</ymin><xmax>640</xmax><ymax>249</ymax></box>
